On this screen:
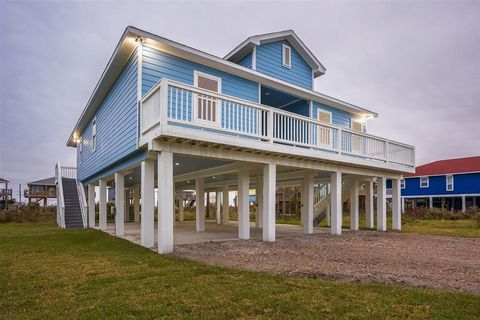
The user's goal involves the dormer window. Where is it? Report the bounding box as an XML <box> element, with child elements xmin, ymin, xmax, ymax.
<box><xmin>282</xmin><ymin>44</ymin><xmax>291</xmax><ymax>69</ymax></box>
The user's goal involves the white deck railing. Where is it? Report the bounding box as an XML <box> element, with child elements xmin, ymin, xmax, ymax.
<box><xmin>141</xmin><ymin>79</ymin><xmax>415</xmax><ymax>167</ymax></box>
<box><xmin>55</xmin><ymin>162</ymin><xmax>66</xmax><ymax>228</ymax></box>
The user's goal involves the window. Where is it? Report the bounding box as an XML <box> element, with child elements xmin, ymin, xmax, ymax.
<box><xmin>194</xmin><ymin>71</ymin><xmax>221</xmax><ymax>124</ymax></box>
<box><xmin>79</xmin><ymin>137</ymin><xmax>83</xmax><ymax>164</ymax></box>
<box><xmin>401</xmin><ymin>179</ymin><xmax>405</xmax><ymax>189</ymax></box>
<box><xmin>446</xmin><ymin>175</ymin><xmax>454</xmax><ymax>191</ymax></box>
<box><xmin>92</xmin><ymin>117</ymin><xmax>97</xmax><ymax>152</ymax></box>
<box><xmin>282</xmin><ymin>44</ymin><xmax>291</xmax><ymax>69</ymax></box>
<box><xmin>316</xmin><ymin>108</ymin><xmax>332</xmax><ymax>146</ymax></box>
<box><xmin>420</xmin><ymin>177</ymin><xmax>429</xmax><ymax>188</ymax></box>
<box><xmin>351</xmin><ymin>119</ymin><xmax>365</xmax><ymax>153</ymax></box>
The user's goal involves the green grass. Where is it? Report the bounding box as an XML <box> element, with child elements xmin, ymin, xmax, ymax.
<box><xmin>1</xmin><ymin>223</ymin><xmax>479</xmax><ymax>319</ymax></box>
<box><xmin>402</xmin><ymin>219</ymin><xmax>480</xmax><ymax>238</ymax></box>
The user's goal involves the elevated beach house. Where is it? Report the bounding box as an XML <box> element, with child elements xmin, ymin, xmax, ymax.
<box><xmin>399</xmin><ymin>156</ymin><xmax>480</xmax><ymax>211</ymax></box>
<box><xmin>57</xmin><ymin>27</ymin><xmax>415</xmax><ymax>253</ymax></box>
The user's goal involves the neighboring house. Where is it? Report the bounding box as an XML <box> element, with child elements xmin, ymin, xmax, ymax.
<box><xmin>26</xmin><ymin>177</ymin><xmax>57</xmax><ymax>205</ymax></box>
<box><xmin>400</xmin><ymin>156</ymin><xmax>480</xmax><ymax>212</ymax></box>
<box><xmin>0</xmin><ymin>178</ymin><xmax>13</xmax><ymax>210</ymax></box>
<box><xmin>59</xmin><ymin>26</ymin><xmax>415</xmax><ymax>254</ymax></box>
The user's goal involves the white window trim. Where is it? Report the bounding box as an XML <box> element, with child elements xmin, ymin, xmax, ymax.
<box><xmin>316</xmin><ymin>107</ymin><xmax>333</xmax><ymax>124</ymax></box>
<box><xmin>282</xmin><ymin>44</ymin><xmax>291</xmax><ymax>69</ymax></box>
<box><xmin>193</xmin><ymin>70</ymin><xmax>222</xmax><ymax>127</ymax></box>
<box><xmin>92</xmin><ymin>117</ymin><xmax>97</xmax><ymax>152</ymax></box>
<box><xmin>351</xmin><ymin>119</ymin><xmax>366</xmax><ymax>132</ymax></box>
<box><xmin>446</xmin><ymin>175</ymin><xmax>454</xmax><ymax>191</ymax></box>
<box><xmin>419</xmin><ymin>176</ymin><xmax>429</xmax><ymax>188</ymax></box>
<box><xmin>401</xmin><ymin>179</ymin><xmax>405</xmax><ymax>189</ymax></box>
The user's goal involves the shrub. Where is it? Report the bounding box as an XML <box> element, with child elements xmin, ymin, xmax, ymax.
<box><xmin>404</xmin><ymin>206</ymin><xmax>479</xmax><ymax>221</ymax></box>
<box><xmin>0</xmin><ymin>205</ymin><xmax>56</xmax><ymax>223</ymax></box>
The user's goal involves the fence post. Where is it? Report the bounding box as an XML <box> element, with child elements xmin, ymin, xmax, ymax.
<box><xmin>159</xmin><ymin>79</ymin><xmax>169</xmax><ymax>126</ymax></box>
<box><xmin>337</xmin><ymin>128</ymin><xmax>342</xmax><ymax>153</ymax></box>
<box><xmin>267</xmin><ymin>108</ymin><xmax>273</xmax><ymax>143</ymax></box>
<box><xmin>384</xmin><ymin>141</ymin><xmax>389</xmax><ymax>163</ymax></box>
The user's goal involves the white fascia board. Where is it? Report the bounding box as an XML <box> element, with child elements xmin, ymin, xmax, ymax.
<box><xmin>404</xmin><ymin>171</ymin><xmax>480</xmax><ymax>179</ymax></box>
<box><xmin>67</xmin><ymin>26</ymin><xmax>378</xmax><ymax>147</ymax></box>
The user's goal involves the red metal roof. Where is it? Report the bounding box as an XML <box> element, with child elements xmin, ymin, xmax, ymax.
<box><xmin>405</xmin><ymin>156</ymin><xmax>480</xmax><ymax>177</ymax></box>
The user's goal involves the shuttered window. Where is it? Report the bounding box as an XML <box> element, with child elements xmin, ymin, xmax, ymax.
<box><xmin>282</xmin><ymin>44</ymin><xmax>291</xmax><ymax>69</ymax></box>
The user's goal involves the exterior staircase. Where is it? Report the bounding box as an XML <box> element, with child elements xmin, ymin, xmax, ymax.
<box><xmin>313</xmin><ymin>181</ymin><xmax>353</xmax><ymax>226</ymax></box>
<box><xmin>55</xmin><ymin>162</ymin><xmax>86</xmax><ymax>229</ymax></box>
<box><xmin>62</xmin><ymin>178</ymin><xmax>84</xmax><ymax>228</ymax></box>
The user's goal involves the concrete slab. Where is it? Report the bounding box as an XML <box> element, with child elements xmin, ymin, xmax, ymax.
<box><xmin>98</xmin><ymin>220</ymin><xmax>331</xmax><ymax>248</ymax></box>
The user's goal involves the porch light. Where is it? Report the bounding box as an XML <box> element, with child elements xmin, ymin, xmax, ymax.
<box><xmin>135</xmin><ymin>36</ymin><xmax>144</xmax><ymax>44</ymax></box>
<box><xmin>175</xmin><ymin>162</ymin><xmax>180</xmax><ymax>166</ymax></box>
<box><xmin>212</xmin><ymin>176</ymin><xmax>216</xmax><ymax>179</ymax></box>
<box><xmin>187</xmin><ymin>180</ymin><xmax>190</xmax><ymax>183</ymax></box>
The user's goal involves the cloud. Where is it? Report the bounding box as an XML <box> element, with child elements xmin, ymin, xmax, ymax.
<box><xmin>1</xmin><ymin>1</ymin><xmax>479</xmax><ymax>193</ymax></box>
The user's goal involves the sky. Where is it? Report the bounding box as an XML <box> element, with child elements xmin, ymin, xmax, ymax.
<box><xmin>1</xmin><ymin>0</ymin><xmax>479</xmax><ymax>201</ymax></box>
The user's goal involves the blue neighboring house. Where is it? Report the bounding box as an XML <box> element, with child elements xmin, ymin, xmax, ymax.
<box><xmin>396</xmin><ymin>156</ymin><xmax>480</xmax><ymax>212</ymax></box>
<box><xmin>55</xmin><ymin>27</ymin><xmax>415</xmax><ymax>254</ymax></box>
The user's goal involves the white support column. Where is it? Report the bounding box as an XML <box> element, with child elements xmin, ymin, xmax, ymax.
<box><xmin>133</xmin><ymin>186</ymin><xmax>140</xmax><ymax>223</ymax></box>
<box><xmin>87</xmin><ymin>184</ymin><xmax>95</xmax><ymax>227</ymax></box>
<box><xmin>325</xmin><ymin>203</ymin><xmax>331</xmax><ymax>227</ymax></box>
<box><xmin>365</xmin><ymin>180</ymin><xmax>374</xmax><ymax>229</ymax></box>
<box><xmin>195</xmin><ymin>177</ymin><xmax>205</xmax><ymax>232</ymax></box>
<box><xmin>157</xmin><ymin>151</ymin><xmax>174</xmax><ymax>254</ymax></box>
<box><xmin>256</xmin><ymin>178</ymin><xmax>263</xmax><ymax>228</ymax></box>
<box><xmin>141</xmin><ymin>159</ymin><xmax>155</xmax><ymax>248</ymax></box>
<box><xmin>330</xmin><ymin>172</ymin><xmax>342</xmax><ymax>235</ymax></box>
<box><xmin>99</xmin><ymin>179</ymin><xmax>107</xmax><ymax>231</ymax></box>
<box><xmin>429</xmin><ymin>196</ymin><xmax>433</xmax><ymax>209</ymax></box>
<box><xmin>401</xmin><ymin>197</ymin><xmax>405</xmax><ymax>214</ymax></box>
<box><xmin>114</xmin><ymin>172</ymin><xmax>125</xmax><ymax>236</ymax></box>
<box><xmin>222</xmin><ymin>185</ymin><xmax>229</xmax><ymax>225</ymax></box>
<box><xmin>377</xmin><ymin>177</ymin><xmax>387</xmax><ymax>232</ymax></box>
<box><xmin>215</xmin><ymin>191</ymin><xmax>221</xmax><ymax>224</ymax></box>
<box><xmin>462</xmin><ymin>196</ymin><xmax>466</xmax><ymax>213</ymax></box>
<box><xmin>179</xmin><ymin>191</ymin><xmax>184</xmax><ymax>222</ymax></box>
<box><xmin>238</xmin><ymin>168</ymin><xmax>250</xmax><ymax>240</ymax></box>
<box><xmin>300</xmin><ymin>189</ymin><xmax>305</xmax><ymax>226</ymax></box>
<box><xmin>350</xmin><ymin>180</ymin><xmax>359</xmax><ymax>231</ymax></box>
<box><xmin>392</xmin><ymin>178</ymin><xmax>401</xmax><ymax>230</ymax></box>
<box><xmin>124</xmin><ymin>189</ymin><xmax>130</xmax><ymax>222</ymax></box>
<box><xmin>303</xmin><ymin>173</ymin><xmax>314</xmax><ymax>234</ymax></box>
<box><xmin>262</xmin><ymin>162</ymin><xmax>276</xmax><ymax>241</ymax></box>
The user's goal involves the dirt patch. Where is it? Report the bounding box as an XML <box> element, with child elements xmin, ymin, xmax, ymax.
<box><xmin>172</xmin><ymin>231</ymin><xmax>480</xmax><ymax>294</ymax></box>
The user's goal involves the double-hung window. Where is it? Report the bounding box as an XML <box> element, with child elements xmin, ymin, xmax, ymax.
<box><xmin>400</xmin><ymin>179</ymin><xmax>405</xmax><ymax>189</ymax></box>
<box><xmin>446</xmin><ymin>175</ymin><xmax>454</xmax><ymax>191</ymax></box>
<box><xmin>282</xmin><ymin>44</ymin><xmax>291</xmax><ymax>69</ymax></box>
<box><xmin>420</xmin><ymin>177</ymin><xmax>429</xmax><ymax>188</ymax></box>
<box><xmin>92</xmin><ymin>117</ymin><xmax>97</xmax><ymax>152</ymax></box>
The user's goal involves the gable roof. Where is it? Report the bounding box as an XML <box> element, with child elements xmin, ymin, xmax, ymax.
<box><xmin>67</xmin><ymin>26</ymin><xmax>378</xmax><ymax>147</ymax></box>
<box><xmin>224</xmin><ymin>30</ymin><xmax>326</xmax><ymax>78</ymax></box>
<box><xmin>405</xmin><ymin>156</ymin><xmax>480</xmax><ymax>177</ymax></box>
<box><xmin>0</xmin><ymin>178</ymin><xmax>9</xmax><ymax>183</ymax></box>
<box><xmin>28</xmin><ymin>177</ymin><xmax>56</xmax><ymax>186</ymax></box>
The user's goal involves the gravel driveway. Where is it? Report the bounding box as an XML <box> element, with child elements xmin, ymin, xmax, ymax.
<box><xmin>173</xmin><ymin>231</ymin><xmax>480</xmax><ymax>294</ymax></box>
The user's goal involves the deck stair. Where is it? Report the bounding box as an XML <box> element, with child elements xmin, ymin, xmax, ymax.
<box><xmin>313</xmin><ymin>181</ymin><xmax>352</xmax><ymax>226</ymax></box>
<box><xmin>62</xmin><ymin>178</ymin><xmax>84</xmax><ymax>228</ymax></box>
<box><xmin>55</xmin><ymin>162</ymin><xmax>86</xmax><ymax>229</ymax></box>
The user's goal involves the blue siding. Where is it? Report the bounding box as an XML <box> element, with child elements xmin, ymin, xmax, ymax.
<box><xmin>142</xmin><ymin>46</ymin><xmax>258</xmax><ymax>103</ymax></box>
<box><xmin>256</xmin><ymin>41</ymin><xmax>313</xmax><ymax>89</ymax></box>
<box><xmin>77</xmin><ymin>49</ymin><xmax>138</xmax><ymax>182</ymax></box>
<box><xmin>283</xmin><ymin>100</ymin><xmax>309</xmax><ymax>117</ymax></box>
<box><xmin>402</xmin><ymin>173</ymin><xmax>480</xmax><ymax>196</ymax></box>
<box><xmin>311</xmin><ymin>101</ymin><xmax>353</xmax><ymax>129</ymax></box>
<box><xmin>238</xmin><ymin>52</ymin><xmax>252</xmax><ymax>69</ymax></box>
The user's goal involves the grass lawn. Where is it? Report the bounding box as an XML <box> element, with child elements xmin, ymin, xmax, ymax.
<box><xmin>401</xmin><ymin>219</ymin><xmax>480</xmax><ymax>238</ymax></box>
<box><xmin>1</xmin><ymin>223</ymin><xmax>479</xmax><ymax>319</ymax></box>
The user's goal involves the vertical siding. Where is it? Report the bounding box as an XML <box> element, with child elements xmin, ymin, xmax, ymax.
<box><xmin>256</xmin><ymin>40</ymin><xmax>313</xmax><ymax>89</ymax></box>
<box><xmin>311</xmin><ymin>101</ymin><xmax>353</xmax><ymax>129</ymax></box>
<box><xmin>77</xmin><ymin>49</ymin><xmax>138</xmax><ymax>182</ymax></box>
<box><xmin>142</xmin><ymin>46</ymin><xmax>258</xmax><ymax>102</ymax></box>
<box><xmin>237</xmin><ymin>52</ymin><xmax>253</xmax><ymax>69</ymax></box>
<box><xmin>402</xmin><ymin>173</ymin><xmax>480</xmax><ymax>196</ymax></box>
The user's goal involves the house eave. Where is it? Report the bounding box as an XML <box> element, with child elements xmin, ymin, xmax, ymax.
<box><xmin>67</xmin><ymin>26</ymin><xmax>378</xmax><ymax>147</ymax></box>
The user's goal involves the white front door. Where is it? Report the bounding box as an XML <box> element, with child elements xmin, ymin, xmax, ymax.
<box><xmin>317</xmin><ymin>109</ymin><xmax>332</xmax><ymax>147</ymax></box>
<box><xmin>194</xmin><ymin>71</ymin><xmax>221</xmax><ymax>125</ymax></box>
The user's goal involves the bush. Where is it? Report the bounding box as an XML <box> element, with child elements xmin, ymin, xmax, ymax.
<box><xmin>474</xmin><ymin>211</ymin><xmax>480</xmax><ymax>227</ymax></box>
<box><xmin>0</xmin><ymin>205</ymin><xmax>56</xmax><ymax>223</ymax></box>
<box><xmin>404</xmin><ymin>207</ymin><xmax>479</xmax><ymax>221</ymax></box>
